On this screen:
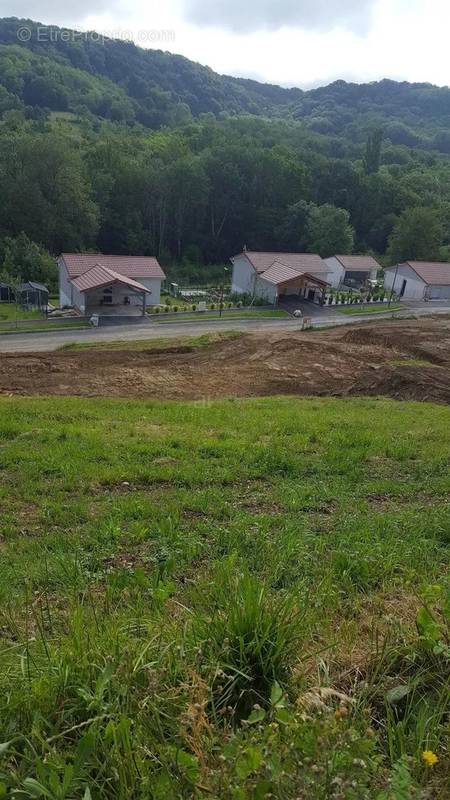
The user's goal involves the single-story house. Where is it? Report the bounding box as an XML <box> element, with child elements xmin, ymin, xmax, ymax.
<box><xmin>18</xmin><ymin>281</ymin><xmax>49</xmax><ymax>311</ymax></box>
<box><xmin>58</xmin><ymin>253</ymin><xmax>166</xmax><ymax>314</ymax></box>
<box><xmin>0</xmin><ymin>281</ymin><xmax>14</xmax><ymax>303</ymax></box>
<box><xmin>384</xmin><ymin>261</ymin><xmax>450</xmax><ymax>300</ymax></box>
<box><xmin>323</xmin><ymin>255</ymin><xmax>381</xmax><ymax>289</ymax></box>
<box><xmin>231</xmin><ymin>251</ymin><xmax>331</xmax><ymax>304</ymax></box>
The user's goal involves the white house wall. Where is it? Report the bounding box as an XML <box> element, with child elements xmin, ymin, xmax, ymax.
<box><xmin>231</xmin><ymin>255</ymin><xmax>257</xmax><ymax>295</ymax></box>
<box><xmin>323</xmin><ymin>257</ymin><xmax>345</xmax><ymax>288</ymax></box>
<box><xmin>72</xmin><ymin>284</ymin><xmax>86</xmax><ymax>312</ymax></box>
<box><xmin>384</xmin><ymin>265</ymin><xmax>426</xmax><ymax>300</ymax></box>
<box><xmin>58</xmin><ymin>260</ymin><xmax>73</xmax><ymax>307</ymax></box>
<box><xmin>138</xmin><ymin>277</ymin><xmax>162</xmax><ymax>305</ymax></box>
<box><xmin>255</xmin><ymin>277</ymin><xmax>278</xmax><ymax>303</ymax></box>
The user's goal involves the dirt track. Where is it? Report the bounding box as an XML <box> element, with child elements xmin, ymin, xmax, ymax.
<box><xmin>1</xmin><ymin>317</ymin><xmax>449</xmax><ymax>404</ymax></box>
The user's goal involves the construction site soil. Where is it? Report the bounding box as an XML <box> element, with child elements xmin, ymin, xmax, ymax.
<box><xmin>1</xmin><ymin>317</ymin><xmax>449</xmax><ymax>404</ymax></box>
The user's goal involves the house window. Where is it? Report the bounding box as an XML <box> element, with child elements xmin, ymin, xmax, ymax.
<box><xmin>103</xmin><ymin>287</ymin><xmax>113</xmax><ymax>304</ymax></box>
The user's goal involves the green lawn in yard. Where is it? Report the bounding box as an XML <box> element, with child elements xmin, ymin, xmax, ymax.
<box><xmin>336</xmin><ymin>303</ymin><xmax>402</xmax><ymax>315</ymax></box>
<box><xmin>0</xmin><ymin>395</ymin><xmax>448</xmax><ymax>798</ymax></box>
<box><xmin>0</xmin><ymin>302</ymin><xmax>43</xmax><ymax>322</ymax></box>
<box><xmin>154</xmin><ymin>308</ymin><xmax>291</xmax><ymax>322</ymax></box>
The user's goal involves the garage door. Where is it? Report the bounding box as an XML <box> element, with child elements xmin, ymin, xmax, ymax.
<box><xmin>428</xmin><ymin>284</ymin><xmax>450</xmax><ymax>299</ymax></box>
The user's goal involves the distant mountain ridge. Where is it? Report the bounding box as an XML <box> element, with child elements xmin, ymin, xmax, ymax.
<box><xmin>2</xmin><ymin>17</ymin><xmax>450</xmax><ymax>149</ymax></box>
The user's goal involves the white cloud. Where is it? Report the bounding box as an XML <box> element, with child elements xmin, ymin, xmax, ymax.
<box><xmin>182</xmin><ymin>0</ymin><xmax>376</xmax><ymax>35</ymax></box>
<box><xmin>0</xmin><ymin>0</ymin><xmax>123</xmax><ymax>27</ymax></box>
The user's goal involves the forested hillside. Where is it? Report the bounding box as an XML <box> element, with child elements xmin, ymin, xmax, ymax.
<box><xmin>2</xmin><ymin>16</ymin><xmax>450</xmax><ymax>287</ymax></box>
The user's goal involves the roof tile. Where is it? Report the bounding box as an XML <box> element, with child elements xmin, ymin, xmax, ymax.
<box><xmin>72</xmin><ymin>264</ymin><xmax>149</xmax><ymax>293</ymax></box>
<box><xmin>334</xmin><ymin>255</ymin><xmax>381</xmax><ymax>271</ymax></box>
<box><xmin>61</xmin><ymin>253</ymin><xmax>165</xmax><ymax>280</ymax></box>
<box><xmin>235</xmin><ymin>251</ymin><xmax>329</xmax><ymax>274</ymax></box>
<box><xmin>403</xmin><ymin>261</ymin><xmax>450</xmax><ymax>285</ymax></box>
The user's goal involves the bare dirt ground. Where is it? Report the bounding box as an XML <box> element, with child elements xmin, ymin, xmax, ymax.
<box><xmin>1</xmin><ymin>317</ymin><xmax>449</xmax><ymax>404</ymax></box>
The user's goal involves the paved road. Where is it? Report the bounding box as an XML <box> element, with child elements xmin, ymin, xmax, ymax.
<box><xmin>0</xmin><ymin>304</ymin><xmax>449</xmax><ymax>353</ymax></box>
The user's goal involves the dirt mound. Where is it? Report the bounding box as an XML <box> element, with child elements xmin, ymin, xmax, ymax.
<box><xmin>1</xmin><ymin>317</ymin><xmax>449</xmax><ymax>404</ymax></box>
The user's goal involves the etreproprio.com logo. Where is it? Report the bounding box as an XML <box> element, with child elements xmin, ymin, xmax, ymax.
<box><xmin>16</xmin><ymin>25</ymin><xmax>175</xmax><ymax>44</ymax></box>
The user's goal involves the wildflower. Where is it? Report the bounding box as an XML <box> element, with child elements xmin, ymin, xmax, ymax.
<box><xmin>422</xmin><ymin>750</ymin><xmax>438</xmax><ymax>767</ymax></box>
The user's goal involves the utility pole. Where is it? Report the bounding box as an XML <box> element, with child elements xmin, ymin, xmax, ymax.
<box><xmin>219</xmin><ymin>265</ymin><xmax>229</xmax><ymax>317</ymax></box>
<box><xmin>388</xmin><ymin>263</ymin><xmax>399</xmax><ymax>308</ymax></box>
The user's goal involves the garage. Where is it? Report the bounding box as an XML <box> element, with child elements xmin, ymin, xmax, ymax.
<box><xmin>384</xmin><ymin>260</ymin><xmax>450</xmax><ymax>301</ymax></box>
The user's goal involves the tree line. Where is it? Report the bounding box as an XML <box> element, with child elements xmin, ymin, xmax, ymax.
<box><xmin>2</xmin><ymin>110</ymin><xmax>450</xmax><ymax>289</ymax></box>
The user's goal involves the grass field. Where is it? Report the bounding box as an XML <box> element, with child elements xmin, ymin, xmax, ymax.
<box><xmin>0</xmin><ymin>396</ymin><xmax>448</xmax><ymax>798</ymax></box>
<box><xmin>336</xmin><ymin>304</ymin><xmax>402</xmax><ymax>316</ymax></box>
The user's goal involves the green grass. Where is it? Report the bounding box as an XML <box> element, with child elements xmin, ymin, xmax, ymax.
<box><xmin>154</xmin><ymin>309</ymin><xmax>291</xmax><ymax>323</ymax></box>
<box><xmin>0</xmin><ymin>303</ymin><xmax>43</xmax><ymax>322</ymax></box>
<box><xmin>388</xmin><ymin>358</ymin><xmax>438</xmax><ymax>367</ymax></box>
<box><xmin>336</xmin><ymin>303</ymin><xmax>402</xmax><ymax>315</ymax></box>
<box><xmin>59</xmin><ymin>331</ymin><xmax>242</xmax><ymax>351</ymax></box>
<box><xmin>0</xmin><ymin>321</ymin><xmax>90</xmax><ymax>334</ymax></box>
<box><xmin>0</xmin><ymin>395</ymin><xmax>448</xmax><ymax>798</ymax></box>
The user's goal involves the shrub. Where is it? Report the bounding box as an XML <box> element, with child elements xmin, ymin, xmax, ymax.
<box><xmin>191</xmin><ymin>562</ymin><xmax>302</xmax><ymax>719</ymax></box>
<box><xmin>164</xmin><ymin>306</ymin><xmax>169</xmax><ymax>313</ymax></box>
<box><xmin>237</xmin><ymin>301</ymin><xmax>242</xmax><ymax>308</ymax></box>
<box><xmin>173</xmin><ymin>306</ymin><xmax>178</xmax><ymax>312</ymax></box>
<box><xmin>192</xmin><ymin>304</ymin><xmax>197</xmax><ymax>311</ymax></box>
<box><xmin>227</xmin><ymin>302</ymin><xmax>232</xmax><ymax>308</ymax></box>
<box><xmin>154</xmin><ymin>306</ymin><xmax>160</xmax><ymax>314</ymax></box>
<box><xmin>210</xmin><ymin>303</ymin><xmax>215</xmax><ymax>310</ymax></box>
<box><xmin>219</xmin><ymin>302</ymin><xmax>224</xmax><ymax>309</ymax></box>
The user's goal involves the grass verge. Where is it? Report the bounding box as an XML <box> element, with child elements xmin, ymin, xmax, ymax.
<box><xmin>336</xmin><ymin>304</ymin><xmax>402</xmax><ymax>315</ymax></box>
<box><xmin>153</xmin><ymin>309</ymin><xmax>291</xmax><ymax>323</ymax></box>
<box><xmin>59</xmin><ymin>331</ymin><xmax>242</xmax><ymax>352</ymax></box>
<box><xmin>0</xmin><ymin>321</ymin><xmax>90</xmax><ymax>335</ymax></box>
<box><xmin>0</xmin><ymin>395</ymin><xmax>448</xmax><ymax>798</ymax></box>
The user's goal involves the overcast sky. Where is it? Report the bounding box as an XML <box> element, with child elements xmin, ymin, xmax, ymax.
<box><xmin>2</xmin><ymin>0</ymin><xmax>450</xmax><ymax>89</ymax></box>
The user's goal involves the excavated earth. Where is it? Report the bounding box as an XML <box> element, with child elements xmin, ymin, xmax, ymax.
<box><xmin>0</xmin><ymin>317</ymin><xmax>449</xmax><ymax>404</ymax></box>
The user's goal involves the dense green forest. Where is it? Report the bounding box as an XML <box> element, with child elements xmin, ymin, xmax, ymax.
<box><xmin>2</xmin><ymin>17</ymin><xmax>450</xmax><ymax>287</ymax></box>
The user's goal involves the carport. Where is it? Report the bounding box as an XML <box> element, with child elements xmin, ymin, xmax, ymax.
<box><xmin>257</xmin><ymin>262</ymin><xmax>329</xmax><ymax>305</ymax></box>
<box><xmin>72</xmin><ymin>264</ymin><xmax>149</xmax><ymax>316</ymax></box>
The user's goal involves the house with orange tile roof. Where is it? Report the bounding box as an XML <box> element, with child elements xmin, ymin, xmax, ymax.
<box><xmin>323</xmin><ymin>254</ymin><xmax>381</xmax><ymax>289</ymax></box>
<box><xmin>58</xmin><ymin>253</ymin><xmax>165</xmax><ymax>315</ymax></box>
<box><xmin>230</xmin><ymin>250</ymin><xmax>331</xmax><ymax>305</ymax></box>
<box><xmin>384</xmin><ymin>261</ymin><xmax>450</xmax><ymax>300</ymax></box>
